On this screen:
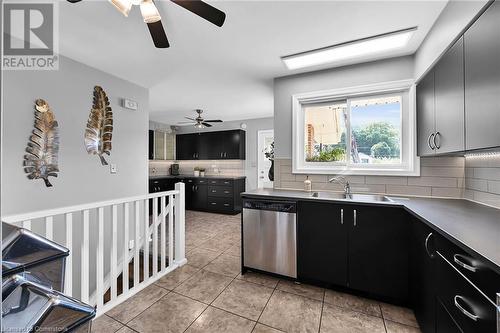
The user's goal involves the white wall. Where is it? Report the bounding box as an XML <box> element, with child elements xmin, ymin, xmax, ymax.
<box><xmin>1</xmin><ymin>55</ymin><xmax>149</xmax><ymax>214</ymax></box>
<box><xmin>273</xmin><ymin>56</ymin><xmax>414</xmax><ymax>159</ymax></box>
<box><xmin>175</xmin><ymin>117</ymin><xmax>274</xmax><ymax>191</ymax></box>
<box><xmin>414</xmin><ymin>0</ymin><xmax>490</xmax><ymax>81</ymax></box>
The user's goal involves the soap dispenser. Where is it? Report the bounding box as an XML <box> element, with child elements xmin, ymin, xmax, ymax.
<box><xmin>304</xmin><ymin>176</ymin><xmax>312</xmax><ymax>192</ymax></box>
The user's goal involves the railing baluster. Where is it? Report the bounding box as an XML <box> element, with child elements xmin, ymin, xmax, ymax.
<box><xmin>168</xmin><ymin>195</ymin><xmax>173</xmax><ymax>269</ymax></box>
<box><xmin>22</xmin><ymin>220</ymin><xmax>31</xmax><ymax>230</ymax></box>
<box><xmin>144</xmin><ymin>199</ymin><xmax>150</xmax><ymax>281</ymax></box>
<box><xmin>174</xmin><ymin>183</ymin><xmax>186</xmax><ymax>263</ymax></box>
<box><xmin>45</xmin><ymin>216</ymin><xmax>53</xmax><ymax>240</ymax></box>
<box><xmin>160</xmin><ymin>196</ymin><xmax>166</xmax><ymax>272</ymax></box>
<box><xmin>64</xmin><ymin>213</ymin><xmax>73</xmax><ymax>296</ymax></box>
<box><xmin>152</xmin><ymin>198</ymin><xmax>158</xmax><ymax>275</ymax></box>
<box><xmin>134</xmin><ymin>201</ymin><xmax>140</xmax><ymax>287</ymax></box>
<box><xmin>96</xmin><ymin>207</ymin><xmax>104</xmax><ymax>309</ymax></box>
<box><xmin>123</xmin><ymin>202</ymin><xmax>130</xmax><ymax>295</ymax></box>
<box><xmin>81</xmin><ymin>210</ymin><xmax>90</xmax><ymax>303</ymax></box>
<box><xmin>111</xmin><ymin>204</ymin><xmax>118</xmax><ymax>301</ymax></box>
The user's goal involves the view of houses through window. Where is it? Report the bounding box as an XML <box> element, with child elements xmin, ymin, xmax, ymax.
<box><xmin>304</xmin><ymin>94</ymin><xmax>402</xmax><ymax>165</ymax></box>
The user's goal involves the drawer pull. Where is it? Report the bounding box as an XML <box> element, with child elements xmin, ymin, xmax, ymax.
<box><xmin>453</xmin><ymin>254</ymin><xmax>477</xmax><ymax>272</ymax></box>
<box><xmin>223</xmin><ymin>203</ymin><xmax>230</xmax><ymax>207</ymax></box>
<box><xmin>340</xmin><ymin>209</ymin><xmax>343</xmax><ymax>225</ymax></box>
<box><xmin>454</xmin><ymin>295</ymin><xmax>479</xmax><ymax>321</ymax></box>
<box><xmin>211</xmin><ymin>202</ymin><xmax>217</xmax><ymax>205</ymax></box>
<box><xmin>211</xmin><ymin>190</ymin><xmax>217</xmax><ymax>193</ymax></box>
<box><xmin>224</xmin><ymin>191</ymin><xmax>230</xmax><ymax>194</ymax></box>
<box><xmin>424</xmin><ymin>233</ymin><xmax>435</xmax><ymax>258</ymax></box>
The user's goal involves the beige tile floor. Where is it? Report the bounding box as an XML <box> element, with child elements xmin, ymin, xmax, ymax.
<box><xmin>93</xmin><ymin>211</ymin><xmax>422</xmax><ymax>333</ymax></box>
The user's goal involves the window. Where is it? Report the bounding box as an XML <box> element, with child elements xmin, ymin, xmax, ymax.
<box><xmin>292</xmin><ymin>80</ymin><xmax>419</xmax><ymax>176</ymax></box>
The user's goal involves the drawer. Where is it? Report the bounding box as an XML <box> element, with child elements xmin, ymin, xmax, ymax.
<box><xmin>436</xmin><ymin>234</ymin><xmax>499</xmax><ymax>303</ymax></box>
<box><xmin>195</xmin><ymin>178</ymin><xmax>208</xmax><ymax>185</ymax></box>
<box><xmin>436</xmin><ymin>251</ymin><xmax>496</xmax><ymax>333</ymax></box>
<box><xmin>207</xmin><ymin>197</ymin><xmax>233</xmax><ymax>212</ymax></box>
<box><xmin>208</xmin><ymin>186</ymin><xmax>233</xmax><ymax>197</ymax></box>
<box><xmin>207</xmin><ymin>179</ymin><xmax>233</xmax><ymax>186</ymax></box>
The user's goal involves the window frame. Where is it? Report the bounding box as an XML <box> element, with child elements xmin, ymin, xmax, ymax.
<box><xmin>292</xmin><ymin>79</ymin><xmax>420</xmax><ymax>176</ymax></box>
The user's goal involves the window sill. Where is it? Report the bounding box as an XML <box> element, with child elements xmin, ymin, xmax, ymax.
<box><xmin>292</xmin><ymin>164</ymin><xmax>421</xmax><ymax>177</ymax></box>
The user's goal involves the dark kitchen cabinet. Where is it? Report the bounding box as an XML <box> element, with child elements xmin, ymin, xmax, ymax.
<box><xmin>410</xmin><ymin>218</ymin><xmax>436</xmax><ymax>333</ymax></box>
<box><xmin>417</xmin><ymin>70</ymin><xmax>436</xmax><ymax>156</ymax></box>
<box><xmin>190</xmin><ymin>183</ymin><xmax>207</xmax><ymax>210</ymax></box>
<box><xmin>464</xmin><ymin>1</ymin><xmax>500</xmax><ymax>150</ymax></box>
<box><xmin>176</xmin><ymin>130</ymin><xmax>246</xmax><ymax>160</ymax></box>
<box><xmin>417</xmin><ymin>37</ymin><xmax>465</xmax><ymax>156</ymax></box>
<box><xmin>348</xmin><ymin>205</ymin><xmax>408</xmax><ymax>302</ymax></box>
<box><xmin>297</xmin><ymin>202</ymin><xmax>408</xmax><ymax>303</ymax></box>
<box><xmin>434</xmin><ymin>37</ymin><xmax>465</xmax><ymax>154</ymax></box>
<box><xmin>436</xmin><ymin>300</ymin><xmax>462</xmax><ymax>333</ymax></box>
<box><xmin>297</xmin><ymin>201</ymin><xmax>348</xmax><ymax>287</ymax></box>
<box><xmin>148</xmin><ymin>130</ymin><xmax>154</xmax><ymax>160</ymax></box>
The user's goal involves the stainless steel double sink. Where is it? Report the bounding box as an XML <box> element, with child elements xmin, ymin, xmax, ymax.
<box><xmin>310</xmin><ymin>191</ymin><xmax>393</xmax><ymax>202</ymax></box>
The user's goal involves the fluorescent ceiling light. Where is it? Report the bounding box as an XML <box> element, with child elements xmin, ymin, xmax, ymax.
<box><xmin>282</xmin><ymin>27</ymin><xmax>417</xmax><ymax>70</ymax></box>
<box><xmin>108</xmin><ymin>0</ymin><xmax>133</xmax><ymax>17</ymax></box>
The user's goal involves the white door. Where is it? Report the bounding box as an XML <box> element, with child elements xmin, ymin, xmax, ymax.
<box><xmin>257</xmin><ymin>130</ymin><xmax>274</xmax><ymax>188</ymax></box>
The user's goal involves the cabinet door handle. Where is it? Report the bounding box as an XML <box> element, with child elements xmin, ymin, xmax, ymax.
<box><xmin>428</xmin><ymin>133</ymin><xmax>435</xmax><ymax>150</ymax></box>
<box><xmin>453</xmin><ymin>254</ymin><xmax>477</xmax><ymax>272</ymax></box>
<box><xmin>454</xmin><ymin>295</ymin><xmax>479</xmax><ymax>321</ymax></box>
<box><xmin>340</xmin><ymin>209</ymin><xmax>344</xmax><ymax>224</ymax></box>
<box><xmin>434</xmin><ymin>131</ymin><xmax>441</xmax><ymax>149</ymax></box>
<box><xmin>192</xmin><ymin>185</ymin><xmax>195</xmax><ymax>192</ymax></box>
<box><xmin>424</xmin><ymin>233</ymin><xmax>435</xmax><ymax>258</ymax></box>
<box><xmin>353</xmin><ymin>209</ymin><xmax>357</xmax><ymax>227</ymax></box>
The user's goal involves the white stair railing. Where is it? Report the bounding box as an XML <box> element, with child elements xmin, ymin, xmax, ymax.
<box><xmin>1</xmin><ymin>182</ymin><xmax>186</xmax><ymax>317</ymax></box>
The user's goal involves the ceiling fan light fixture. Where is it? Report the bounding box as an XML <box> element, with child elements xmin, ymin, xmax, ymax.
<box><xmin>195</xmin><ymin>123</ymin><xmax>204</xmax><ymax>129</ymax></box>
<box><xmin>140</xmin><ymin>0</ymin><xmax>161</xmax><ymax>23</ymax></box>
<box><xmin>108</xmin><ymin>0</ymin><xmax>132</xmax><ymax>17</ymax></box>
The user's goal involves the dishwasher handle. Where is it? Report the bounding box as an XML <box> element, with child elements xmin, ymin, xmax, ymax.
<box><xmin>243</xmin><ymin>200</ymin><xmax>296</xmax><ymax>213</ymax></box>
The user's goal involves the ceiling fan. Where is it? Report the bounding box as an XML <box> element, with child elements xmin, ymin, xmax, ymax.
<box><xmin>66</xmin><ymin>0</ymin><xmax>226</xmax><ymax>48</ymax></box>
<box><xmin>178</xmin><ymin>109</ymin><xmax>223</xmax><ymax>128</ymax></box>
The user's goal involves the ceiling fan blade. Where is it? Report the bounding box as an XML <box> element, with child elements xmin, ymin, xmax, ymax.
<box><xmin>178</xmin><ymin>121</ymin><xmax>196</xmax><ymax>124</ymax></box>
<box><xmin>67</xmin><ymin>0</ymin><xmax>82</xmax><ymax>3</ymax></box>
<box><xmin>202</xmin><ymin>122</ymin><xmax>213</xmax><ymax>127</ymax></box>
<box><xmin>184</xmin><ymin>116</ymin><xmax>196</xmax><ymax>121</ymax></box>
<box><xmin>204</xmin><ymin>119</ymin><xmax>223</xmax><ymax>123</ymax></box>
<box><xmin>147</xmin><ymin>21</ymin><xmax>170</xmax><ymax>48</ymax></box>
<box><xmin>171</xmin><ymin>0</ymin><xmax>226</xmax><ymax>27</ymax></box>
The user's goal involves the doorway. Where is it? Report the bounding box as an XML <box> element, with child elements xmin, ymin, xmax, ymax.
<box><xmin>257</xmin><ymin>129</ymin><xmax>274</xmax><ymax>189</ymax></box>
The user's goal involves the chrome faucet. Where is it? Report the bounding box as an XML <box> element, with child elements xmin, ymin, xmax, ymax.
<box><xmin>328</xmin><ymin>176</ymin><xmax>352</xmax><ymax>197</ymax></box>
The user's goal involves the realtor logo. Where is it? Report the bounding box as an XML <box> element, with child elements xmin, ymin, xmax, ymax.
<box><xmin>3</xmin><ymin>1</ymin><xmax>59</xmax><ymax>70</ymax></box>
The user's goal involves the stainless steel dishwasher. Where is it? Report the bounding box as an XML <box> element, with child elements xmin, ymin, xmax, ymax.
<box><xmin>242</xmin><ymin>199</ymin><xmax>297</xmax><ymax>278</ymax></box>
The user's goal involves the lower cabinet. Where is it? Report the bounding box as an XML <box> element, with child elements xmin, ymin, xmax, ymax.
<box><xmin>190</xmin><ymin>183</ymin><xmax>207</xmax><ymax>210</ymax></box>
<box><xmin>436</xmin><ymin>299</ymin><xmax>462</xmax><ymax>333</ymax></box>
<box><xmin>348</xmin><ymin>205</ymin><xmax>408</xmax><ymax>302</ymax></box>
<box><xmin>297</xmin><ymin>201</ymin><xmax>408</xmax><ymax>303</ymax></box>
<box><xmin>297</xmin><ymin>201</ymin><xmax>348</xmax><ymax>287</ymax></box>
<box><xmin>410</xmin><ymin>218</ymin><xmax>437</xmax><ymax>333</ymax></box>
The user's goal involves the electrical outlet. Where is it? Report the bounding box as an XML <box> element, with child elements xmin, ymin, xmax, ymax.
<box><xmin>110</xmin><ymin>163</ymin><xmax>117</xmax><ymax>174</ymax></box>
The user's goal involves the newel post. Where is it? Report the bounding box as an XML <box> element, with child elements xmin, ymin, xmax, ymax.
<box><xmin>174</xmin><ymin>182</ymin><xmax>186</xmax><ymax>265</ymax></box>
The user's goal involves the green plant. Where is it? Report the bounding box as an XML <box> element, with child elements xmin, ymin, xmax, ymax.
<box><xmin>306</xmin><ymin>147</ymin><xmax>345</xmax><ymax>162</ymax></box>
<box><xmin>194</xmin><ymin>167</ymin><xmax>201</xmax><ymax>171</ymax></box>
<box><xmin>199</xmin><ymin>168</ymin><xmax>206</xmax><ymax>172</ymax></box>
<box><xmin>371</xmin><ymin>142</ymin><xmax>392</xmax><ymax>158</ymax></box>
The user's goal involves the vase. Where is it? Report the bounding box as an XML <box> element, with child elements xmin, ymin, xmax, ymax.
<box><xmin>268</xmin><ymin>159</ymin><xmax>274</xmax><ymax>181</ymax></box>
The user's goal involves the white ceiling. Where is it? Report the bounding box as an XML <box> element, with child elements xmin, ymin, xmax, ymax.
<box><xmin>59</xmin><ymin>0</ymin><xmax>448</xmax><ymax>125</ymax></box>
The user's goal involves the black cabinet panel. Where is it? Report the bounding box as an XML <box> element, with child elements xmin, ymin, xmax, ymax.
<box><xmin>176</xmin><ymin>130</ymin><xmax>246</xmax><ymax>160</ymax></box>
<box><xmin>434</xmin><ymin>37</ymin><xmax>465</xmax><ymax>154</ymax></box>
<box><xmin>436</xmin><ymin>300</ymin><xmax>462</xmax><ymax>333</ymax></box>
<box><xmin>148</xmin><ymin>130</ymin><xmax>154</xmax><ymax>160</ymax></box>
<box><xmin>410</xmin><ymin>218</ymin><xmax>436</xmax><ymax>333</ymax></box>
<box><xmin>465</xmin><ymin>1</ymin><xmax>500</xmax><ymax>150</ymax></box>
<box><xmin>297</xmin><ymin>201</ymin><xmax>348</xmax><ymax>287</ymax></box>
<box><xmin>348</xmin><ymin>205</ymin><xmax>408</xmax><ymax>302</ymax></box>
<box><xmin>190</xmin><ymin>184</ymin><xmax>207</xmax><ymax>210</ymax></box>
<box><xmin>417</xmin><ymin>71</ymin><xmax>436</xmax><ymax>156</ymax></box>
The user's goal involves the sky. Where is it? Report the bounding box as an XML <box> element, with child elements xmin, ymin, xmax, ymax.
<box><xmin>351</xmin><ymin>102</ymin><xmax>401</xmax><ymax>129</ymax></box>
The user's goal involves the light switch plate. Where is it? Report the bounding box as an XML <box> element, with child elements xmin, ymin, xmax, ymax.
<box><xmin>122</xmin><ymin>98</ymin><xmax>138</xmax><ymax>110</ymax></box>
<box><xmin>110</xmin><ymin>163</ymin><xmax>117</xmax><ymax>174</ymax></box>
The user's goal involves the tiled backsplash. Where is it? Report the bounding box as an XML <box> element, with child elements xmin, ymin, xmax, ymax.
<box><xmin>274</xmin><ymin>155</ymin><xmax>500</xmax><ymax>208</ymax></box>
<box><xmin>149</xmin><ymin>160</ymin><xmax>245</xmax><ymax>177</ymax></box>
<box><xmin>273</xmin><ymin>157</ymin><xmax>466</xmax><ymax>199</ymax></box>
<box><xmin>464</xmin><ymin>154</ymin><xmax>500</xmax><ymax>208</ymax></box>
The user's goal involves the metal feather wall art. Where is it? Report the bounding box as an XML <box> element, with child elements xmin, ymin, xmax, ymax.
<box><xmin>23</xmin><ymin>99</ymin><xmax>60</xmax><ymax>187</ymax></box>
<box><xmin>85</xmin><ymin>86</ymin><xmax>113</xmax><ymax>165</ymax></box>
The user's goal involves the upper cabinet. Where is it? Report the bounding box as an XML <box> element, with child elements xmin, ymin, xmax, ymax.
<box><xmin>149</xmin><ymin>130</ymin><xmax>175</xmax><ymax>160</ymax></box>
<box><xmin>417</xmin><ymin>70</ymin><xmax>436</xmax><ymax>156</ymax></box>
<box><xmin>417</xmin><ymin>38</ymin><xmax>465</xmax><ymax>156</ymax></box>
<box><xmin>417</xmin><ymin>1</ymin><xmax>500</xmax><ymax>156</ymax></box>
<box><xmin>464</xmin><ymin>1</ymin><xmax>500</xmax><ymax>151</ymax></box>
<box><xmin>176</xmin><ymin>130</ymin><xmax>246</xmax><ymax>160</ymax></box>
<box><xmin>434</xmin><ymin>37</ymin><xmax>465</xmax><ymax>153</ymax></box>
